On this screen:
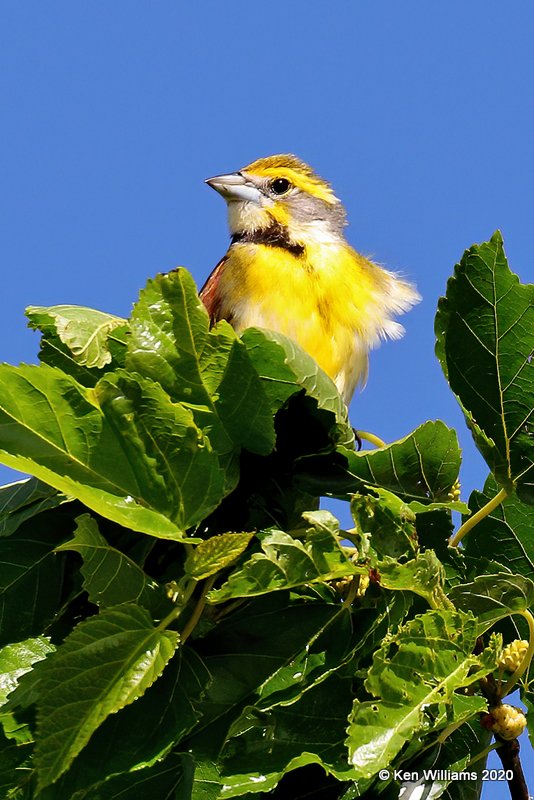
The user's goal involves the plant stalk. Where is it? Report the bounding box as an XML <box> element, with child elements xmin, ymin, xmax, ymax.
<box><xmin>450</xmin><ymin>487</ymin><xmax>509</xmax><ymax>547</ymax></box>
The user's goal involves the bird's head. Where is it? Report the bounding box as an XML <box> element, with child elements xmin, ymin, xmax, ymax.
<box><xmin>206</xmin><ymin>154</ymin><xmax>346</xmax><ymax>241</ymax></box>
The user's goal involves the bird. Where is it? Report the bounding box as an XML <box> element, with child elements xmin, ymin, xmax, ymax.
<box><xmin>200</xmin><ymin>154</ymin><xmax>420</xmax><ymax>404</ymax></box>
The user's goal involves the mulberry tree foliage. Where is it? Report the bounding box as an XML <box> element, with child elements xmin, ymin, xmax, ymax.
<box><xmin>0</xmin><ymin>232</ymin><xmax>533</xmax><ymax>800</ymax></box>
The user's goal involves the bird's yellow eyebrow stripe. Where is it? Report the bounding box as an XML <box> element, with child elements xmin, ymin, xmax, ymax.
<box><xmin>245</xmin><ymin>165</ymin><xmax>338</xmax><ymax>205</ymax></box>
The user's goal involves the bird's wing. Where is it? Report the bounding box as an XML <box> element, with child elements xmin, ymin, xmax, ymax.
<box><xmin>199</xmin><ymin>256</ymin><xmax>227</xmax><ymax>324</ymax></box>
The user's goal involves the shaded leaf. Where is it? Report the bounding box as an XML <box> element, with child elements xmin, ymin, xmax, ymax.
<box><xmin>298</xmin><ymin>421</ymin><xmax>461</xmax><ymax>504</ymax></box>
<box><xmin>47</xmin><ymin>752</ymin><xmax>195</xmax><ymax>800</ymax></box>
<box><xmin>186</xmin><ymin>532</ymin><xmax>254</xmax><ymax>581</ymax></box>
<box><xmin>189</xmin><ymin>593</ymin><xmax>345</xmax><ymax>744</ymax></box>
<box><xmin>220</xmin><ymin>675</ymin><xmax>357</xmax><ymax>797</ymax></box>
<box><xmin>0</xmin><ymin>514</ymin><xmax>70</xmax><ymax>646</ymax></box>
<box><xmin>346</xmin><ymin>611</ymin><xmax>499</xmax><ymax>778</ymax></box>
<box><xmin>56</xmin><ymin>514</ymin><xmax>164</xmax><ymax>611</ymax></box>
<box><xmin>435</xmin><ymin>232</ymin><xmax>534</xmax><ymax>501</ymax></box>
<box><xmin>26</xmin><ymin>305</ymin><xmax>126</xmax><ymax>369</ymax></box>
<box><xmin>34</xmin><ymin>603</ymin><xmax>178</xmax><ymax>789</ymax></box>
<box><xmin>0</xmin><ymin>478</ymin><xmax>67</xmax><ymax>538</ymax></box>
<box><xmin>208</xmin><ymin>511</ymin><xmax>365</xmax><ymax>603</ymax></box>
<box><xmin>0</xmin><ymin>637</ymin><xmax>54</xmax><ymax>706</ymax></box>
<box><xmin>241</xmin><ymin>328</ymin><xmax>354</xmax><ymax>448</ymax></box>
<box><xmin>463</xmin><ymin>474</ymin><xmax>534</xmax><ymax>583</ymax></box>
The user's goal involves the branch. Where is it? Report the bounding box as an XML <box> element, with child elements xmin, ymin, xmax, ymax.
<box><xmin>495</xmin><ymin>738</ymin><xmax>529</xmax><ymax>800</ymax></box>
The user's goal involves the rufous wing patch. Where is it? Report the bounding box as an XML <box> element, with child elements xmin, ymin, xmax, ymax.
<box><xmin>199</xmin><ymin>257</ymin><xmax>227</xmax><ymax>324</ymax></box>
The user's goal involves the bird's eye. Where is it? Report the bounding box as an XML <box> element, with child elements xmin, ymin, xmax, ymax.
<box><xmin>270</xmin><ymin>178</ymin><xmax>291</xmax><ymax>196</ymax></box>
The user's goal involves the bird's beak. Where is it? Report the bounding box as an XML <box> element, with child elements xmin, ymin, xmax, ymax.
<box><xmin>205</xmin><ymin>172</ymin><xmax>261</xmax><ymax>204</ymax></box>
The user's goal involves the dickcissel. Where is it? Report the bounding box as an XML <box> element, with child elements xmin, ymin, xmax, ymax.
<box><xmin>200</xmin><ymin>154</ymin><xmax>420</xmax><ymax>404</ymax></box>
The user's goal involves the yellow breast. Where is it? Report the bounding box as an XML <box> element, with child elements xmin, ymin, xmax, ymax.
<box><xmin>216</xmin><ymin>240</ymin><xmax>386</xmax><ymax>400</ymax></box>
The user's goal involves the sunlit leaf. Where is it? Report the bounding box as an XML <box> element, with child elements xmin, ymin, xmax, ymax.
<box><xmin>435</xmin><ymin>232</ymin><xmax>534</xmax><ymax>502</ymax></box>
<box><xmin>26</xmin><ymin>305</ymin><xmax>126</xmax><ymax>369</ymax></box>
<box><xmin>185</xmin><ymin>532</ymin><xmax>254</xmax><ymax>581</ymax></box>
<box><xmin>34</xmin><ymin>604</ymin><xmax>178</xmax><ymax>789</ymax></box>
<box><xmin>0</xmin><ymin>637</ymin><xmax>54</xmax><ymax>707</ymax></box>
<box><xmin>208</xmin><ymin>511</ymin><xmax>365</xmax><ymax>603</ymax></box>
<box><xmin>346</xmin><ymin>611</ymin><xmax>499</xmax><ymax>778</ymax></box>
<box><xmin>56</xmin><ymin>514</ymin><xmax>164</xmax><ymax>611</ymax></box>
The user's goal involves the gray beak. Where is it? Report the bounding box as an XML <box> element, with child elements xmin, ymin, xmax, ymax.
<box><xmin>205</xmin><ymin>172</ymin><xmax>262</xmax><ymax>204</ymax></box>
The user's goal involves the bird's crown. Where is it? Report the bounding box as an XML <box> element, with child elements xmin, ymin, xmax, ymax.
<box><xmin>243</xmin><ymin>154</ymin><xmax>338</xmax><ymax>205</ymax></box>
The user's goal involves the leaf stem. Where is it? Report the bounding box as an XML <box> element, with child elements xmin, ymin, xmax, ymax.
<box><xmin>500</xmin><ymin>610</ymin><xmax>534</xmax><ymax>699</ymax></box>
<box><xmin>355</xmin><ymin>430</ymin><xmax>387</xmax><ymax>449</ymax></box>
<box><xmin>181</xmin><ymin>576</ymin><xmax>216</xmax><ymax>644</ymax></box>
<box><xmin>449</xmin><ymin>487</ymin><xmax>509</xmax><ymax>547</ymax></box>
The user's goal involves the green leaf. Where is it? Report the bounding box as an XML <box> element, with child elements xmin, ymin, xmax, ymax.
<box><xmin>256</xmin><ymin>605</ymin><xmax>355</xmax><ymax>710</ymax></box>
<box><xmin>34</xmin><ymin>603</ymin><xmax>178</xmax><ymax>789</ymax></box>
<box><xmin>0</xmin><ymin>637</ymin><xmax>54</xmax><ymax>706</ymax></box>
<box><xmin>350</xmin><ymin>488</ymin><xmax>418</xmax><ymax>559</ymax></box>
<box><xmin>0</xmin><ymin>727</ymin><xmax>33</xmax><ymax>798</ymax></box>
<box><xmin>38</xmin><ymin>648</ymin><xmax>208</xmax><ymax>797</ymax></box>
<box><xmin>191</xmin><ymin>759</ymin><xmax>223</xmax><ymax>800</ymax></box>
<box><xmin>26</xmin><ymin>305</ymin><xmax>126</xmax><ymax>369</ymax></box>
<box><xmin>187</xmin><ymin>593</ymin><xmax>345</xmax><ymax>746</ymax></box>
<box><xmin>448</xmin><ymin>573</ymin><xmax>534</xmax><ymax>632</ymax></box>
<box><xmin>185</xmin><ymin>532</ymin><xmax>255</xmax><ymax>581</ymax></box>
<box><xmin>56</xmin><ymin>514</ymin><xmax>164</xmax><ymax>611</ymax></box>
<box><xmin>0</xmin><ymin>478</ymin><xmax>67</xmax><ymax>538</ymax></box>
<box><xmin>377</xmin><ymin>550</ymin><xmax>454</xmax><ymax>610</ymax></box>
<box><xmin>208</xmin><ymin>511</ymin><xmax>365</xmax><ymax>603</ymax></box>
<box><xmin>219</xmin><ymin>675</ymin><xmax>357</xmax><ymax>797</ymax></box>
<box><xmin>298</xmin><ymin>421</ymin><xmax>462</xmax><ymax>504</ymax></box>
<box><xmin>0</xmin><ymin>363</ymin><xmax>223</xmax><ymax>539</ymax></box>
<box><xmin>241</xmin><ymin>327</ymin><xmax>354</xmax><ymax>448</ymax></box>
<box><xmin>0</xmin><ymin>514</ymin><xmax>70</xmax><ymax>646</ymax></box>
<box><xmin>126</xmin><ymin>270</ymin><xmax>275</xmax><ymax>458</ymax></box>
<box><xmin>45</xmin><ymin>752</ymin><xmax>195</xmax><ymax>800</ymax></box>
<box><xmin>346</xmin><ymin>611</ymin><xmax>499</xmax><ymax>779</ymax></box>
<box><xmin>463</xmin><ymin>474</ymin><xmax>534</xmax><ymax>583</ymax></box>
<box><xmin>435</xmin><ymin>231</ymin><xmax>534</xmax><ymax>501</ymax></box>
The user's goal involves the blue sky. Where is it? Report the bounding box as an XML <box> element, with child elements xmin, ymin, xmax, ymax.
<box><xmin>1</xmin><ymin>2</ymin><xmax>533</xmax><ymax>793</ymax></box>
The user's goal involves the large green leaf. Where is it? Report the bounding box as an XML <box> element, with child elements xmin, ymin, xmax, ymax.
<box><xmin>241</xmin><ymin>328</ymin><xmax>354</xmax><ymax>448</ymax></box>
<box><xmin>346</xmin><ymin>611</ymin><xmax>499</xmax><ymax>779</ymax></box>
<box><xmin>448</xmin><ymin>573</ymin><xmax>534</xmax><ymax>633</ymax></box>
<box><xmin>220</xmin><ymin>675</ymin><xmax>357</xmax><ymax>797</ymax></box>
<box><xmin>0</xmin><ymin>363</ymin><xmax>223</xmax><ymax>539</ymax></box>
<box><xmin>0</xmin><ymin>478</ymin><xmax>67</xmax><ymax>538</ymax></box>
<box><xmin>297</xmin><ymin>421</ymin><xmax>461</xmax><ymax>504</ymax></box>
<box><xmin>126</xmin><ymin>269</ymin><xmax>275</xmax><ymax>459</ymax></box>
<box><xmin>435</xmin><ymin>232</ymin><xmax>534</xmax><ymax>501</ymax></box>
<box><xmin>56</xmin><ymin>514</ymin><xmax>165</xmax><ymax>612</ymax></box>
<box><xmin>463</xmin><ymin>474</ymin><xmax>534</xmax><ymax>583</ymax></box>
<box><xmin>208</xmin><ymin>511</ymin><xmax>365</xmax><ymax>603</ymax></box>
<box><xmin>188</xmin><ymin>593</ymin><xmax>345</xmax><ymax>743</ymax></box>
<box><xmin>44</xmin><ymin>752</ymin><xmax>194</xmax><ymax>800</ymax></box>
<box><xmin>34</xmin><ymin>603</ymin><xmax>178</xmax><ymax>789</ymax></box>
<box><xmin>38</xmin><ymin>648</ymin><xmax>208</xmax><ymax>798</ymax></box>
<box><xmin>26</xmin><ymin>305</ymin><xmax>127</xmax><ymax>369</ymax></box>
<box><xmin>0</xmin><ymin>513</ymin><xmax>70</xmax><ymax>646</ymax></box>
<box><xmin>0</xmin><ymin>637</ymin><xmax>54</xmax><ymax>706</ymax></box>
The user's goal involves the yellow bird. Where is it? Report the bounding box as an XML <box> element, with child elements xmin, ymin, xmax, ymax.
<box><xmin>200</xmin><ymin>154</ymin><xmax>420</xmax><ymax>404</ymax></box>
